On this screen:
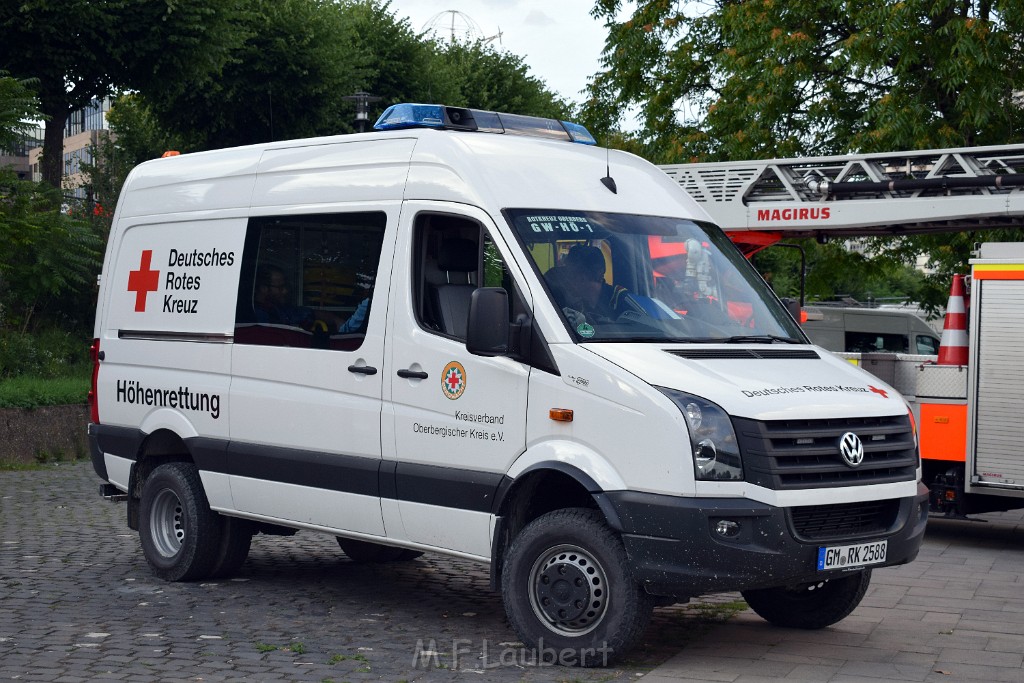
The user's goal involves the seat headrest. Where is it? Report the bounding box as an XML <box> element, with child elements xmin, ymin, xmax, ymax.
<box><xmin>437</xmin><ymin>238</ymin><xmax>477</xmax><ymax>272</ymax></box>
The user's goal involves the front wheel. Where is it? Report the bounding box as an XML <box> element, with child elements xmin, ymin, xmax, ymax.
<box><xmin>741</xmin><ymin>569</ymin><xmax>872</xmax><ymax>629</ymax></box>
<box><xmin>501</xmin><ymin>508</ymin><xmax>652</xmax><ymax>667</ymax></box>
<box><xmin>138</xmin><ymin>462</ymin><xmax>223</xmax><ymax>581</ymax></box>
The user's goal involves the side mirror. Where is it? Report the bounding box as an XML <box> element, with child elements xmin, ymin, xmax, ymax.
<box><xmin>467</xmin><ymin>287</ymin><xmax>509</xmax><ymax>356</ymax></box>
<box><xmin>782</xmin><ymin>297</ymin><xmax>803</xmax><ymax>324</ymax></box>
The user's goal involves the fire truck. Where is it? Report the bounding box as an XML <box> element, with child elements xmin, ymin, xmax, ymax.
<box><xmin>660</xmin><ymin>145</ymin><xmax>1024</xmax><ymax>516</ymax></box>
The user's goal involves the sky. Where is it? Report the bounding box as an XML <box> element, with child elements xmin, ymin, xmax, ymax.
<box><xmin>391</xmin><ymin>1</ymin><xmax>612</xmax><ymax>108</ymax></box>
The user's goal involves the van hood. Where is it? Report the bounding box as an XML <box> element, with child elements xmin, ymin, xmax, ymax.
<box><xmin>583</xmin><ymin>343</ymin><xmax>905</xmax><ymax>421</ymax></box>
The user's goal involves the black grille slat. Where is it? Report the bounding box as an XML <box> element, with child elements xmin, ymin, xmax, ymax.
<box><xmin>790</xmin><ymin>499</ymin><xmax>901</xmax><ymax>541</ymax></box>
<box><xmin>734</xmin><ymin>414</ymin><xmax>918</xmax><ymax>490</ymax></box>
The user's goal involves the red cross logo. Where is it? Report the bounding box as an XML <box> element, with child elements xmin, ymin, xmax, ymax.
<box><xmin>128</xmin><ymin>250</ymin><xmax>160</xmax><ymax>312</ymax></box>
<box><xmin>441</xmin><ymin>361</ymin><xmax>467</xmax><ymax>400</ymax></box>
<box><xmin>446</xmin><ymin>371</ymin><xmax>461</xmax><ymax>391</ymax></box>
<box><xmin>868</xmin><ymin>385</ymin><xmax>889</xmax><ymax>399</ymax></box>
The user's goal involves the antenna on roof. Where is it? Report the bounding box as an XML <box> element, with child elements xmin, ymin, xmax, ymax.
<box><xmin>601</xmin><ymin>147</ymin><xmax>617</xmax><ymax>194</ymax></box>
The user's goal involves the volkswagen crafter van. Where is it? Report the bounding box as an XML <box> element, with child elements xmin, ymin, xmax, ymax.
<box><xmin>88</xmin><ymin>104</ymin><xmax>927</xmax><ymax>666</ymax></box>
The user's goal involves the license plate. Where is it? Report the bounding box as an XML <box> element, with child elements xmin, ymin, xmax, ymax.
<box><xmin>817</xmin><ymin>540</ymin><xmax>887</xmax><ymax>570</ymax></box>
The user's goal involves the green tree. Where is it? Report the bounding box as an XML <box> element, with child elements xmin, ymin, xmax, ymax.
<box><xmin>344</xmin><ymin>0</ymin><xmax>456</xmax><ymax>116</ymax></box>
<box><xmin>80</xmin><ymin>95</ymin><xmax>188</xmax><ymax>236</ymax></box>
<box><xmin>143</xmin><ymin>1</ymin><xmax>570</xmax><ymax>148</ymax></box>
<box><xmin>0</xmin><ymin>71</ymin><xmax>39</xmax><ymax>153</ymax></box>
<box><xmin>146</xmin><ymin>0</ymin><xmax>366</xmax><ymax>149</ymax></box>
<box><xmin>0</xmin><ymin>170</ymin><xmax>102</xmax><ymax>332</ymax></box>
<box><xmin>433</xmin><ymin>41</ymin><xmax>570</xmax><ymax>119</ymax></box>
<box><xmin>588</xmin><ymin>0</ymin><xmax>1024</xmax><ymax>162</ymax></box>
<box><xmin>752</xmin><ymin>239</ymin><xmax>926</xmax><ymax>306</ymax></box>
<box><xmin>587</xmin><ymin>0</ymin><xmax>1024</xmax><ymax>307</ymax></box>
<box><xmin>0</xmin><ymin>0</ymin><xmax>252</xmax><ymax>188</ymax></box>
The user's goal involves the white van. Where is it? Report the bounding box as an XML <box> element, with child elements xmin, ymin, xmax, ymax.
<box><xmin>88</xmin><ymin>104</ymin><xmax>927</xmax><ymax>666</ymax></box>
<box><xmin>803</xmin><ymin>306</ymin><xmax>941</xmax><ymax>355</ymax></box>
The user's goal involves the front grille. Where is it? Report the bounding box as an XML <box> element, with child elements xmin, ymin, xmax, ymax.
<box><xmin>734</xmin><ymin>414</ymin><xmax>918</xmax><ymax>490</ymax></box>
<box><xmin>790</xmin><ymin>499</ymin><xmax>901</xmax><ymax>541</ymax></box>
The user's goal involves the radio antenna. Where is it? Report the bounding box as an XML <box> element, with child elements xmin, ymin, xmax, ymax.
<box><xmin>600</xmin><ymin>147</ymin><xmax>617</xmax><ymax>194</ymax></box>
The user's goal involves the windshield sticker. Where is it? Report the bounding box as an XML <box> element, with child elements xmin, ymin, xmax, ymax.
<box><xmin>442</xmin><ymin>361</ymin><xmax>467</xmax><ymax>400</ymax></box>
<box><xmin>576</xmin><ymin>322</ymin><xmax>596</xmax><ymax>338</ymax></box>
<box><xmin>524</xmin><ymin>215</ymin><xmax>595</xmax><ymax>234</ymax></box>
<box><xmin>741</xmin><ymin>384</ymin><xmax>878</xmax><ymax>398</ymax></box>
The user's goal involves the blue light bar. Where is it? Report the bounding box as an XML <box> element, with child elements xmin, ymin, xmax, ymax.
<box><xmin>373</xmin><ymin>103</ymin><xmax>597</xmax><ymax>145</ymax></box>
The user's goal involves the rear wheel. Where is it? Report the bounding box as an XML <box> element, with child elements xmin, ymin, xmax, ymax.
<box><xmin>336</xmin><ymin>537</ymin><xmax>423</xmax><ymax>562</ymax></box>
<box><xmin>741</xmin><ymin>569</ymin><xmax>872</xmax><ymax>629</ymax></box>
<box><xmin>501</xmin><ymin>508</ymin><xmax>653</xmax><ymax>667</ymax></box>
<box><xmin>139</xmin><ymin>462</ymin><xmax>223</xmax><ymax>581</ymax></box>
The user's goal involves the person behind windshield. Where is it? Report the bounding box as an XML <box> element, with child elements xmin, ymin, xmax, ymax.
<box><xmin>547</xmin><ymin>245</ymin><xmax>630</xmax><ymax>326</ymax></box>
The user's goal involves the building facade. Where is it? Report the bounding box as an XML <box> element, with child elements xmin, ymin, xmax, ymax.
<box><xmin>27</xmin><ymin>97</ymin><xmax>111</xmax><ymax>199</ymax></box>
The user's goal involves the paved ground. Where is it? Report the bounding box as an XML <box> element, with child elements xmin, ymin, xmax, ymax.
<box><xmin>1</xmin><ymin>462</ymin><xmax>1022</xmax><ymax>682</ymax></box>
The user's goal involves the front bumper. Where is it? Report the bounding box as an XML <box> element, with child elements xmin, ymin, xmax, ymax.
<box><xmin>599</xmin><ymin>482</ymin><xmax>929</xmax><ymax>598</ymax></box>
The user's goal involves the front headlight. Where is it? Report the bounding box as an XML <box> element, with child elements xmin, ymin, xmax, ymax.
<box><xmin>660</xmin><ymin>388</ymin><xmax>743</xmax><ymax>481</ymax></box>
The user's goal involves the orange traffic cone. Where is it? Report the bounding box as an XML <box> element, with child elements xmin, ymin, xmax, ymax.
<box><xmin>937</xmin><ymin>274</ymin><xmax>968</xmax><ymax>365</ymax></box>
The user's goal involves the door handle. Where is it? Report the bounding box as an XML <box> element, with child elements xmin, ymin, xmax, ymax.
<box><xmin>397</xmin><ymin>368</ymin><xmax>428</xmax><ymax>379</ymax></box>
<box><xmin>348</xmin><ymin>364</ymin><xmax>378</xmax><ymax>375</ymax></box>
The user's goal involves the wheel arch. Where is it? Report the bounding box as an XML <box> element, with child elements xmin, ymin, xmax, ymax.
<box><xmin>489</xmin><ymin>460</ymin><xmax>624</xmax><ymax>591</ymax></box>
<box><xmin>126</xmin><ymin>428</ymin><xmax>195</xmax><ymax>530</ymax></box>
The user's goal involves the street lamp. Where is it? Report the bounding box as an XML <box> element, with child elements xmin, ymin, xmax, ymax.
<box><xmin>342</xmin><ymin>91</ymin><xmax>383</xmax><ymax>132</ymax></box>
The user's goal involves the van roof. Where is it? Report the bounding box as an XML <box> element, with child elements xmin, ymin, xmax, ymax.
<box><xmin>115</xmin><ymin>128</ymin><xmax>712</xmax><ymax>224</ymax></box>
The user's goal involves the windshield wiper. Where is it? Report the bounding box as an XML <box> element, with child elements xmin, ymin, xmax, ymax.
<box><xmin>721</xmin><ymin>335</ymin><xmax>803</xmax><ymax>344</ymax></box>
<box><xmin>679</xmin><ymin>335</ymin><xmax>803</xmax><ymax>344</ymax></box>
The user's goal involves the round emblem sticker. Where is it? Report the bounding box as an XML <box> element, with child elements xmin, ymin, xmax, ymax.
<box><xmin>441</xmin><ymin>361</ymin><xmax>467</xmax><ymax>400</ymax></box>
<box><xmin>576</xmin><ymin>323</ymin><xmax>596</xmax><ymax>338</ymax></box>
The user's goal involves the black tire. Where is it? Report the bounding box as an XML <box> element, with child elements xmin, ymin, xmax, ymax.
<box><xmin>208</xmin><ymin>517</ymin><xmax>253</xmax><ymax>579</ymax></box>
<box><xmin>501</xmin><ymin>508</ymin><xmax>653</xmax><ymax>668</ymax></box>
<box><xmin>741</xmin><ymin>569</ymin><xmax>872</xmax><ymax>629</ymax></box>
<box><xmin>336</xmin><ymin>537</ymin><xmax>423</xmax><ymax>563</ymax></box>
<box><xmin>138</xmin><ymin>462</ymin><xmax>223</xmax><ymax>582</ymax></box>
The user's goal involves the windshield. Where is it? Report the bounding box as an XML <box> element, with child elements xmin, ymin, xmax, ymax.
<box><xmin>506</xmin><ymin>209</ymin><xmax>806</xmax><ymax>343</ymax></box>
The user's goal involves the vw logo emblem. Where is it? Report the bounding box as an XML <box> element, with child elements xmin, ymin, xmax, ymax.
<box><xmin>839</xmin><ymin>432</ymin><xmax>865</xmax><ymax>467</ymax></box>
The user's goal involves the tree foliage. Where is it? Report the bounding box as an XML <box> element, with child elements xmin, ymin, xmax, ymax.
<box><xmin>146</xmin><ymin>0</ymin><xmax>366</xmax><ymax>148</ymax></box>
<box><xmin>0</xmin><ymin>0</ymin><xmax>252</xmax><ymax>187</ymax></box>
<box><xmin>0</xmin><ymin>71</ymin><xmax>39</xmax><ymax>153</ymax></box>
<box><xmin>0</xmin><ymin>170</ymin><xmax>102</xmax><ymax>332</ymax></box>
<box><xmin>586</xmin><ymin>0</ymin><xmax>1024</xmax><ymax>307</ymax></box>
<box><xmin>142</xmin><ymin>0</ymin><xmax>569</xmax><ymax>150</ymax></box>
<box><xmin>588</xmin><ymin>0</ymin><xmax>1024</xmax><ymax>162</ymax></box>
<box><xmin>79</xmin><ymin>95</ymin><xmax>188</xmax><ymax>237</ymax></box>
<box><xmin>432</xmin><ymin>41</ymin><xmax>570</xmax><ymax>119</ymax></box>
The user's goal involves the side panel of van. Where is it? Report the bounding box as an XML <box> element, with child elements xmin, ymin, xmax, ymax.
<box><xmin>222</xmin><ymin>139</ymin><xmax>414</xmax><ymax>536</ymax></box>
<box><xmin>97</xmin><ymin>216</ymin><xmax>247</xmax><ymax>507</ymax></box>
<box><xmin>384</xmin><ymin>203</ymin><xmax>533</xmax><ymax>558</ymax></box>
<box><xmin>226</xmin><ymin>208</ymin><xmax>398</xmax><ymax>535</ymax></box>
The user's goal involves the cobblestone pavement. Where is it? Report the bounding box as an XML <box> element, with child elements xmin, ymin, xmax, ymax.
<box><xmin>1</xmin><ymin>462</ymin><xmax>1022</xmax><ymax>683</ymax></box>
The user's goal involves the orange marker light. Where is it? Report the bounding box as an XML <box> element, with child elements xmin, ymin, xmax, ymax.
<box><xmin>161</xmin><ymin>150</ymin><xmax>180</xmax><ymax>157</ymax></box>
<box><xmin>549</xmin><ymin>408</ymin><xmax>574</xmax><ymax>422</ymax></box>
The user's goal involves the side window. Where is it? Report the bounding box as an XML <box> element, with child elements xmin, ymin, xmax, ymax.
<box><xmin>845</xmin><ymin>331</ymin><xmax>909</xmax><ymax>353</ymax></box>
<box><xmin>234</xmin><ymin>212</ymin><xmax>387</xmax><ymax>351</ymax></box>
<box><xmin>916</xmin><ymin>334</ymin><xmax>939</xmax><ymax>355</ymax></box>
<box><xmin>413</xmin><ymin>213</ymin><xmax>525</xmax><ymax>340</ymax></box>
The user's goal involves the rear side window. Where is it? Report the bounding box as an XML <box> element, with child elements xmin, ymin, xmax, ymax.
<box><xmin>234</xmin><ymin>212</ymin><xmax>386</xmax><ymax>350</ymax></box>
